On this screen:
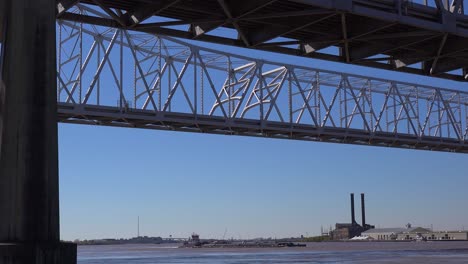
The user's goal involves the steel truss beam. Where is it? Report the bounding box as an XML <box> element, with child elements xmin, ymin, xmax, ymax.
<box><xmin>56</xmin><ymin>0</ymin><xmax>468</xmax><ymax>81</ymax></box>
<box><xmin>57</xmin><ymin>20</ymin><xmax>468</xmax><ymax>153</ymax></box>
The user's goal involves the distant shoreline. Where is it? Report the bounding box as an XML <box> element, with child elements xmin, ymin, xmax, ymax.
<box><xmin>73</xmin><ymin>236</ymin><xmax>179</xmax><ymax>246</ymax></box>
<box><xmin>75</xmin><ymin>239</ymin><xmax>468</xmax><ymax>246</ymax></box>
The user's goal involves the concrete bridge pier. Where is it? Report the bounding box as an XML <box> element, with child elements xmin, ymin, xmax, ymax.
<box><xmin>0</xmin><ymin>0</ymin><xmax>76</xmax><ymax>263</ymax></box>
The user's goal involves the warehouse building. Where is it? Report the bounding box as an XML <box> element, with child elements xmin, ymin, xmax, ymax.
<box><xmin>362</xmin><ymin>224</ymin><xmax>430</xmax><ymax>240</ymax></box>
<box><xmin>362</xmin><ymin>224</ymin><xmax>468</xmax><ymax>241</ymax></box>
<box><xmin>398</xmin><ymin>230</ymin><xmax>468</xmax><ymax>241</ymax></box>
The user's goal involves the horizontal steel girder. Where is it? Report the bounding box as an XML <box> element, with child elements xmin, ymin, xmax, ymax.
<box><xmin>56</xmin><ymin>21</ymin><xmax>468</xmax><ymax>153</ymax></box>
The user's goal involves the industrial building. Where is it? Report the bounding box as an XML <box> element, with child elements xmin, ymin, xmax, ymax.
<box><xmin>362</xmin><ymin>225</ymin><xmax>431</xmax><ymax>240</ymax></box>
<box><xmin>330</xmin><ymin>193</ymin><xmax>374</xmax><ymax>240</ymax></box>
<box><xmin>329</xmin><ymin>193</ymin><xmax>468</xmax><ymax>241</ymax></box>
<box><xmin>362</xmin><ymin>226</ymin><xmax>468</xmax><ymax>241</ymax></box>
<box><xmin>398</xmin><ymin>231</ymin><xmax>468</xmax><ymax>241</ymax></box>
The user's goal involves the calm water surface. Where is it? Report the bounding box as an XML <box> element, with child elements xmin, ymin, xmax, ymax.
<box><xmin>78</xmin><ymin>241</ymin><xmax>468</xmax><ymax>263</ymax></box>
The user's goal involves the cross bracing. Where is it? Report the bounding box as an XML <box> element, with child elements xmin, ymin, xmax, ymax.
<box><xmin>57</xmin><ymin>19</ymin><xmax>468</xmax><ymax>153</ymax></box>
<box><xmin>55</xmin><ymin>0</ymin><xmax>468</xmax><ymax>81</ymax></box>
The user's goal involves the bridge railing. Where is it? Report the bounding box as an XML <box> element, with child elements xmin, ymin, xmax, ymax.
<box><xmin>56</xmin><ymin>7</ymin><xmax>468</xmax><ymax>152</ymax></box>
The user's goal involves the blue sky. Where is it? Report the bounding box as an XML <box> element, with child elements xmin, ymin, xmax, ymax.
<box><xmin>59</xmin><ymin>121</ymin><xmax>468</xmax><ymax>240</ymax></box>
<box><xmin>57</xmin><ymin>7</ymin><xmax>468</xmax><ymax>240</ymax></box>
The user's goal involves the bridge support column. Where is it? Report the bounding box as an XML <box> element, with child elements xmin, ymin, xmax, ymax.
<box><xmin>0</xmin><ymin>0</ymin><xmax>76</xmax><ymax>263</ymax></box>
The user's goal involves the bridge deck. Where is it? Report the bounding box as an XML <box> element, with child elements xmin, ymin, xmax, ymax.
<box><xmin>58</xmin><ymin>104</ymin><xmax>468</xmax><ymax>153</ymax></box>
<box><xmin>57</xmin><ymin>0</ymin><xmax>468</xmax><ymax>81</ymax></box>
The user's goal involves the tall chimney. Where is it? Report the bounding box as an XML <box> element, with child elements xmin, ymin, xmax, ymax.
<box><xmin>350</xmin><ymin>193</ymin><xmax>356</xmax><ymax>225</ymax></box>
<box><xmin>361</xmin><ymin>193</ymin><xmax>366</xmax><ymax>227</ymax></box>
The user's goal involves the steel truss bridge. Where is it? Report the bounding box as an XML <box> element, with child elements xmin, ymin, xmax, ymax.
<box><xmin>56</xmin><ymin>0</ymin><xmax>468</xmax><ymax>81</ymax></box>
<box><xmin>56</xmin><ymin>17</ymin><xmax>468</xmax><ymax>153</ymax></box>
<box><xmin>1</xmin><ymin>0</ymin><xmax>468</xmax><ymax>154</ymax></box>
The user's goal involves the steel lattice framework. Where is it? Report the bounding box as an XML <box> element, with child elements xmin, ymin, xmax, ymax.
<box><xmin>55</xmin><ymin>0</ymin><xmax>468</xmax><ymax>81</ymax></box>
<box><xmin>56</xmin><ymin>17</ymin><xmax>468</xmax><ymax>153</ymax></box>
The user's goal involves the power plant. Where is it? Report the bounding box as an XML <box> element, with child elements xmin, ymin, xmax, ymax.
<box><xmin>331</xmin><ymin>193</ymin><xmax>374</xmax><ymax>240</ymax></box>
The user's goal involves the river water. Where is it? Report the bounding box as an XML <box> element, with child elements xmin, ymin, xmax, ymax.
<box><xmin>78</xmin><ymin>241</ymin><xmax>468</xmax><ymax>263</ymax></box>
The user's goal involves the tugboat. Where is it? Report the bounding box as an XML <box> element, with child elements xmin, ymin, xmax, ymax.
<box><xmin>182</xmin><ymin>233</ymin><xmax>203</xmax><ymax>247</ymax></box>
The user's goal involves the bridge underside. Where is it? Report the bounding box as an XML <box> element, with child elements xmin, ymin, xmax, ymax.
<box><xmin>57</xmin><ymin>0</ymin><xmax>468</xmax><ymax>81</ymax></box>
<box><xmin>58</xmin><ymin>104</ymin><xmax>468</xmax><ymax>153</ymax></box>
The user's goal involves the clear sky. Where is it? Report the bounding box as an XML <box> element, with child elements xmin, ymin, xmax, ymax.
<box><xmin>59</xmin><ymin>122</ymin><xmax>468</xmax><ymax>241</ymax></box>
<box><xmin>57</xmin><ymin>9</ymin><xmax>468</xmax><ymax>241</ymax></box>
